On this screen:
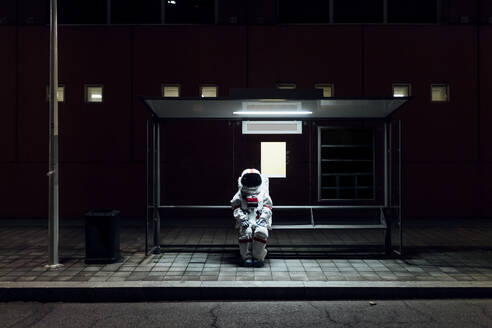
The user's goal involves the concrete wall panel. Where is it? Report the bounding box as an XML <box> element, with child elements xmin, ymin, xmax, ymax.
<box><xmin>480</xmin><ymin>27</ymin><xmax>492</xmax><ymax>162</ymax></box>
<box><xmin>0</xmin><ymin>27</ymin><xmax>16</xmax><ymax>162</ymax></box>
<box><xmin>133</xmin><ymin>26</ymin><xmax>247</xmax><ymax>162</ymax></box>
<box><xmin>365</xmin><ymin>26</ymin><xmax>478</xmax><ymax>163</ymax></box>
<box><xmin>58</xmin><ymin>27</ymin><xmax>132</xmax><ymax>163</ymax></box>
<box><xmin>17</xmin><ymin>27</ymin><xmax>49</xmax><ymax>162</ymax></box>
<box><xmin>248</xmin><ymin>26</ymin><xmax>362</xmax><ymax>95</ymax></box>
<box><xmin>405</xmin><ymin>163</ymin><xmax>479</xmax><ymax>218</ymax></box>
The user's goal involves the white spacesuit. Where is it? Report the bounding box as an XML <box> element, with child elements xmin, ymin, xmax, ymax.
<box><xmin>231</xmin><ymin>168</ymin><xmax>273</xmax><ymax>267</ymax></box>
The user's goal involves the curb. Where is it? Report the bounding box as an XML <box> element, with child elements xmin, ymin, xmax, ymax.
<box><xmin>1</xmin><ymin>281</ymin><xmax>492</xmax><ymax>302</ymax></box>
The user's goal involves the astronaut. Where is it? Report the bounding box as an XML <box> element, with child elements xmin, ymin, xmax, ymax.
<box><xmin>231</xmin><ymin>168</ymin><xmax>273</xmax><ymax>267</ymax></box>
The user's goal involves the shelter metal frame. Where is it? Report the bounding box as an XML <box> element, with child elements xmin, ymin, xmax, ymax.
<box><xmin>142</xmin><ymin>96</ymin><xmax>407</xmax><ymax>257</ymax></box>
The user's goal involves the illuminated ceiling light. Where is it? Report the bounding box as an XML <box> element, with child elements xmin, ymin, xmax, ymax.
<box><xmin>233</xmin><ymin>111</ymin><xmax>312</xmax><ymax>115</ymax></box>
<box><xmin>91</xmin><ymin>94</ymin><xmax>102</xmax><ymax>99</ymax></box>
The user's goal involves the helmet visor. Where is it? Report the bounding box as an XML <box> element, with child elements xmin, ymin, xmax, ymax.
<box><xmin>241</xmin><ymin>173</ymin><xmax>262</xmax><ymax>188</ymax></box>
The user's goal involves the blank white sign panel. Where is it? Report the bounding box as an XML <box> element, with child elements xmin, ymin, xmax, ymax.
<box><xmin>242</xmin><ymin>121</ymin><xmax>302</xmax><ymax>134</ymax></box>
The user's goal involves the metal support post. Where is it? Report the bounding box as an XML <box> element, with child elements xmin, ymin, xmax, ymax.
<box><xmin>389</xmin><ymin>121</ymin><xmax>392</xmax><ymax>207</ymax></box>
<box><xmin>145</xmin><ymin>120</ymin><xmax>149</xmax><ymax>255</ymax></box>
<box><xmin>46</xmin><ymin>0</ymin><xmax>62</xmax><ymax>269</ymax></box>
<box><xmin>152</xmin><ymin>117</ymin><xmax>161</xmax><ymax>254</ymax></box>
<box><xmin>384</xmin><ymin>121</ymin><xmax>389</xmax><ymax>208</ymax></box>
<box><xmin>398</xmin><ymin>120</ymin><xmax>403</xmax><ymax>255</ymax></box>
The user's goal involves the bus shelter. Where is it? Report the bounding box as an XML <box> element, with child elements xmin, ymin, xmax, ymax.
<box><xmin>142</xmin><ymin>91</ymin><xmax>409</xmax><ymax>257</ymax></box>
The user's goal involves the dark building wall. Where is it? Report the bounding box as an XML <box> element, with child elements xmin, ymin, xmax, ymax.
<box><xmin>0</xmin><ymin>27</ymin><xmax>16</xmax><ymax>162</ymax></box>
<box><xmin>0</xmin><ymin>20</ymin><xmax>490</xmax><ymax>219</ymax></box>
<box><xmin>481</xmin><ymin>26</ymin><xmax>492</xmax><ymax>216</ymax></box>
<box><xmin>247</xmin><ymin>26</ymin><xmax>362</xmax><ymax>93</ymax></box>
<box><xmin>365</xmin><ymin>26</ymin><xmax>479</xmax><ymax>217</ymax></box>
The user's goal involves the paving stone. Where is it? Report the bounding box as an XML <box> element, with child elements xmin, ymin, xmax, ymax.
<box><xmin>51</xmin><ymin>276</ymin><xmax>73</xmax><ymax>281</ymax></box>
<box><xmin>166</xmin><ymin>271</ymin><xmax>185</xmax><ymax>276</ymax></box>
<box><xmin>439</xmin><ymin>266</ymin><xmax>459</xmax><ymax>273</ymax></box>
<box><xmin>163</xmin><ymin>276</ymin><xmax>182</xmax><ymax>281</ymax></box>
<box><xmin>107</xmin><ymin>277</ymin><xmax>126</xmax><ymax>282</ymax></box>
<box><xmin>1</xmin><ymin>224</ymin><xmax>492</xmax><ymax>285</ymax></box>
<box><xmin>15</xmin><ymin>276</ymin><xmax>37</xmax><ymax>281</ymax></box>
<box><xmin>88</xmin><ymin>276</ymin><xmax>109</xmax><ymax>282</ymax></box>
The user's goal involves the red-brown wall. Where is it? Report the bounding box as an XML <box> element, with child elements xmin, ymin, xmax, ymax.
<box><xmin>0</xmin><ymin>27</ymin><xmax>16</xmax><ymax>162</ymax></box>
<box><xmin>0</xmin><ymin>22</ymin><xmax>490</xmax><ymax>219</ymax></box>
<box><xmin>365</xmin><ymin>26</ymin><xmax>479</xmax><ymax>217</ymax></box>
<box><xmin>248</xmin><ymin>26</ymin><xmax>362</xmax><ymax>94</ymax></box>
<box><xmin>480</xmin><ymin>26</ymin><xmax>492</xmax><ymax>216</ymax></box>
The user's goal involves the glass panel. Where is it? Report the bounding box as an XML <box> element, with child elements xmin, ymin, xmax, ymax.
<box><xmin>319</xmin><ymin>127</ymin><xmax>374</xmax><ymax>200</ymax></box>
<box><xmin>322</xmin><ymin>146</ymin><xmax>372</xmax><ymax>160</ymax></box>
<box><xmin>276</xmin><ymin>83</ymin><xmax>296</xmax><ymax>90</ymax></box>
<box><xmin>388</xmin><ymin>0</ymin><xmax>438</xmax><ymax>23</ymax></box>
<box><xmin>278</xmin><ymin>0</ymin><xmax>330</xmax><ymax>23</ymax></box>
<box><xmin>111</xmin><ymin>0</ymin><xmax>161</xmax><ymax>24</ymax></box>
<box><xmin>163</xmin><ymin>85</ymin><xmax>180</xmax><ymax>97</ymax></box>
<box><xmin>321</xmin><ymin>129</ymin><xmax>372</xmax><ymax>145</ymax></box>
<box><xmin>86</xmin><ymin>86</ymin><xmax>103</xmax><ymax>103</ymax></box>
<box><xmin>357</xmin><ymin>189</ymin><xmax>373</xmax><ymax>199</ymax></box>
<box><xmin>431</xmin><ymin>85</ymin><xmax>449</xmax><ymax>102</ymax></box>
<box><xmin>46</xmin><ymin>85</ymin><xmax>65</xmax><ymax>102</ymax></box>
<box><xmin>321</xmin><ymin>189</ymin><xmax>337</xmax><ymax>199</ymax></box>
<box><xmin>334</xmin><ymin>0</ymin><xmax>383</xmax><ymax>23</ymax></box>
<box><xmin>315</xmin><ymin>84</ymin><xmax>334</xmax><ymax>98</ymax></box>
<box><xmin>261</xmin><ymin>142</ymin><xmax>286</xmax><ymax>178</ymax></box>
<box><xmin>340</xmin><ymin>188</ymin><xmax>356</xmax><ymax>199</ymax></box>
<box><xmin>392</xmin><ymin>84</ymin><xmax>410</xmax><ymax>97</ymax></box>
<box><xmin>321</xmin><ymin>175</ymin><xmax>337</xmax><ymax>187</ymax></box>
<box><xmin>201</xmin><ymin>86</ymin><xmax>217</xmax><ymax>98</ymax></box>
<box><xmin>59</xmin><ymin>0</ymin><xmax>107</xmax><ymax>24</ymax></box>
<box><xmin>165</xmin><ymin>0</ymin><xmax>215</xmax><ymax>24</ymax></box>
<box><xmin>56</xmin><ymin>87</ymin><xmax>65</xmax><ymax>102</ymax></box>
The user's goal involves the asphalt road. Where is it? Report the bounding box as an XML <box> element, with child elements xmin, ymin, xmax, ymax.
<box><xmin>1</xmin><ymin>299</ymin><xmax>491</xmax><ymax>328</ymax></box>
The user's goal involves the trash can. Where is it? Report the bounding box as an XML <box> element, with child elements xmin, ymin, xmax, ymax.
<box><xmin>84</xmin><ymin>209</ymin><xmax>122</xmax><ymax>264</ymax></box>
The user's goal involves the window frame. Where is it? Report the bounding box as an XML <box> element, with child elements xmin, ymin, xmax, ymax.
<box><xmin>430</xmin><ymin>83</ymin><xmax>450</xmax><ymax>103</ymax></box>
<box><xmin>392</xmin><ymin>83</ymin><xmax>412</xmax><ymax>98</ymax></box>
<box><xmin>318</xmin><ymin>126</ymin><xmax>376</xmax><ymax>201</ymax></box>
<box><xmin>276</xmin><ymin>83</ymin><xmax>296</xmax><ymax>90</ymax></box>
<box><xmin>46</xmin><ymin>84</ymin><xmax>65</xmax><ymax>103</ymax></box>
<box><xmin>315</xmin><ymin>83</ymin><xmax>335</xmax><ymax>98</ymax></box>
<box><xmin>84</xmin><ymin>84</ymin><xmax>104</xmax><ymax>103</ymax></box>
<box><xmin>200</xmin><ymin>84</ymin><xmax>218</xmax><ymax>98</ymax></box>
<box><xmin>161</xmin><ymin>83</ymin><xmax>181</xmax><ymax>98</ymax></box>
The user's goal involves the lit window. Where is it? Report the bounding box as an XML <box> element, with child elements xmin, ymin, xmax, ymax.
<box><xmin>46</xmin><ymin>85</ymin><xmax>65</xmax><ymax>102</ymax></box>
<box><xmin>431</xmin><ymin>84</ymin><xmax>449</xmax><ymax>102</ymax></box>
<box><xmin>162</xmin><ymin>84</ymin><xmax>180</xmax><ymax>97</ymax></box>
<box><xmin>315</xmin><ymin>84</ymin><xmax>334</xmax><ymax>98</ymax></box>
<box><xmin>276</xmin><ymin>83</ymin><xmax>296</xmax><ymax>90</ymax></box>
<box><xmin>392</xmin><ymin>83</ymin><xmax>411</xmax><ymax>98</ymax></box>
<box><xmin>261</xmin><ymin>142</ymin><xmax>286</xmax><ymax>178</ymax></box>
<box><xmin>200</xmin><ymin>85</ymin><xmax>218</xmax><ymax>98</ymax></box>
<box><xmin>85</xmin><ymin>85</ymin><xmax>103</xmax><ymax>103</ymax></box>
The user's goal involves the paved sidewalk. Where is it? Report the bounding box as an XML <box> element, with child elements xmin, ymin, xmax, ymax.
<box><xmin>0</xmin><ymin>219</ymin><xmax>491</xmax><ymax>300</ymax></box>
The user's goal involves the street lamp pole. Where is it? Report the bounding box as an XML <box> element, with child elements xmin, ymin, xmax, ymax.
<box><xmin>47</xmin><ymin>0</ymin><xmax>62</xmax><ymax>268</ymax></box>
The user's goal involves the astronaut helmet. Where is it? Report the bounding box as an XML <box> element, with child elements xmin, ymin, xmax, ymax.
<box><xmin>239</xmin><ymin>168</ymin><xmax>263</xmax><ymax>195</ymax></box>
